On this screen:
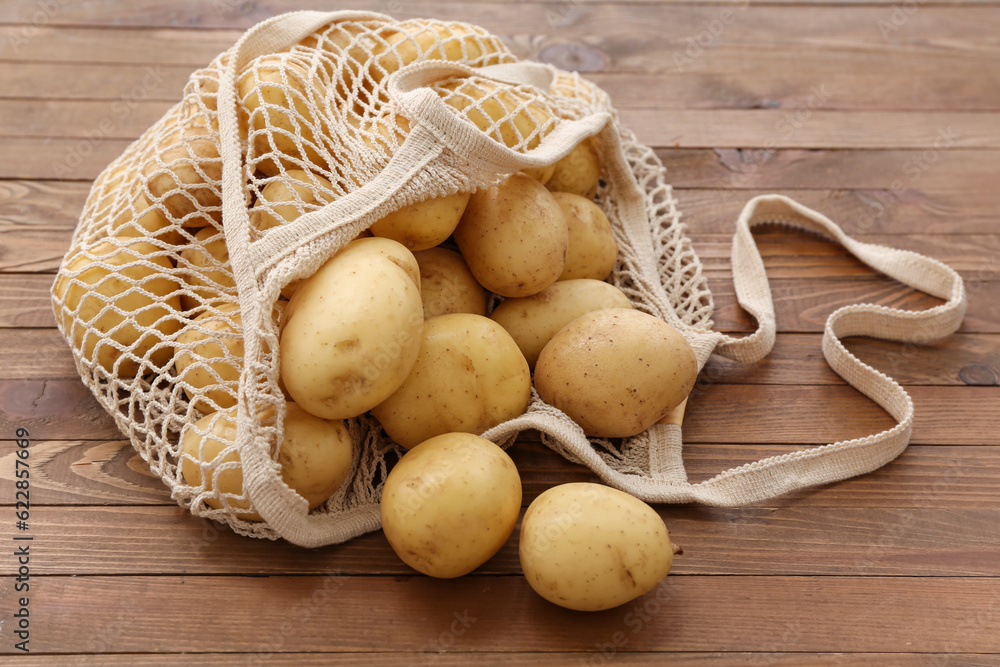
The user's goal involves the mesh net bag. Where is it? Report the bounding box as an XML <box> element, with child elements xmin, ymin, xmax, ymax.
<box><xmin>52</xmin><ymin>11</ymin><xmax>967</xmax><ymax>547</ymax></box>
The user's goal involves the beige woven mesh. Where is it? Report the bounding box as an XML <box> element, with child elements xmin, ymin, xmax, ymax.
<box><xmin>53</xmin><ymin>11</ymin><xmax>965</xmax><ymax>547</ymax></box>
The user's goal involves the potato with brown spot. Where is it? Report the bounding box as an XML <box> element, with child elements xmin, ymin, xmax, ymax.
<box><xmin>413</xmin><ymin>247</ymin><xmax>486</xmax><ymax>319</ymax></box>
<box><xmin>533</xmin><ymin>308</ymin><xmax>697</xmax><ymax>438</ymax></box>
<box><xmin>380</xmin><ymin>432</ymin><xmax>522</xmax><ymax>578</ymax></box>
<box><xmin>552</xmin><ymin>192</ymin><xmax>618</xmax><ymax>281</ymax></box>
<box><xmin>453</xmin><ymin>173</ymin><xmax>568</xmax><ymax>298</ymax></box>
<box><xmin>546</xmin><ymin>136</ymin><xmax>601</xmax><ymax>199</ymax></box>
<box><xmin>280</xmin><ymin>237</ymin><xmax>423</xmax><ymax>420</ymax></box>
<box><xmin>519</xmin><ymin>482</ymin><xmax>674</xmax><ymax>611</ymax></box>
<box><xmin>371</xmin><ymin>314</ymin><xmax>531</xmax><ymax>449</ymax></box>
<box><xmin>369</xmin><ymin>191</ymin><xmax>471</xmax><ymax>251</ymax></box>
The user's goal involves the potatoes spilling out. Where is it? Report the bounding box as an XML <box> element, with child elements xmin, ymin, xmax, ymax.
<box><xmin>79</xmin><ymin>19</ymin><xmax>697</xmax><ymax>611</ymax></box>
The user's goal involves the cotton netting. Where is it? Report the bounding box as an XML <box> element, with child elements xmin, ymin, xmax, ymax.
<box><xmin>52</xmin><ymin>13</ymin><xmax>715</xmax><ymax>545</ymax></box>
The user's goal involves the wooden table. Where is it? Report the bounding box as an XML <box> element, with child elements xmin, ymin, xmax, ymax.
<box><xmin>2</xmin><ymin>1</ymin><xmax>999</xmax><ymax>664</ymax></box>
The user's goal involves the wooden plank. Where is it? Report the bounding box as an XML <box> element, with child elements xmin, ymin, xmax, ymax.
<box><xmin>4</xmin><ymin>505</ymin><xmax>999</xmax><ymax>577</ymax></box>
<box><xmin>4</xmin><ymin>433</ymin><xmax>1000</xmax><ymax>508</ymax></box>
<box><xmin>9</xmin><ymin>61</ymin><xmax>1000</xmax><ymax>113</ymax></box>
<box><xmin>0</xmin><ymin>330</ymin><xmax>79</xmax><ymax>380</ymax></box>
<box><xmin>3</xmin><ymin>574</ymin><xmax>999</xmax><ymax>654</ymax></box>
<box><xmin>7</xmin><ymin>654</ymin><xmax>1000</xmax><ymax>667</ymax></box>
<box><xmin>660</xmin><ymin>149</ymin><xmax>999</xmax><ymax>191</ymax></box>
<box><xmin>4</xmin><ymin>98</ymin><xmax>996</xmax><ymax>149</ymax></box>
<box><xmin>0</xmin><ymin>274</ymin><xmax>56</xmax><ymax>328</ymax></box>
<box><xmin>1</xmin><ymin>380</ymin><xmax>993</xmax><ymax>444</ymax></box>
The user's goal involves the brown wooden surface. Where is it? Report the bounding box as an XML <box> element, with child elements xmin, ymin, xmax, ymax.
<box><xmin>2</xmin><ymin>1</ymin><xmax>999</xmax><ymax>663</ymax></box>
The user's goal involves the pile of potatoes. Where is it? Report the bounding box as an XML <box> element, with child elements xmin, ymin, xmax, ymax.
<box><xmin>54</xmin><ymin>17</ymin><xmax>698</xmax><ymax>610</ymax></box>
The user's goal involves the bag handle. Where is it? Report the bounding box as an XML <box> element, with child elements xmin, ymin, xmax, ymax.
<box><xmin>683</xmin><ymin>194</ymin><xmax>967</xmax><ymax>504</ymax></box>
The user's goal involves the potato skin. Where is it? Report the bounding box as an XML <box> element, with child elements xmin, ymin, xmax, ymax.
<box><xmin>413</xmin><ymin>247</ymin><xmax>486</xmax><ymax>319</ymax></box>
<box><xmin>381</xmin><ymin>432</ymin><xmax>522</xmax><ymax>578</ymax></box>
<box><xmin>453</xmin><ymin>173</ymin><xmax>568</xmax><ymax>298</ymax></box>
<box><xmin>490</xmin><ymin>279</ymin><xmax>631</xmax><ymax>369</ymax></box>
<box><xmin>546</xmin><ymin>136</ymin><xmax>601</xmax><ymax>199</ymax></box>
<box><xmin>519</xmin><ymin>482</ymin><xmax>673</xmax><ymax>611</ymax></box>
<box><xmin>175</xmin><ymin>301</ymin><xmax>243</xmax><ymax>413</ymax></box>
<box><xmin>534</xmin><ymin>308</ymin><xmax>697</xmax><ymax>438</ymax></box>
<box><xmin>53</xmin><ymin>240</ymin><xmax>181</xmax><ymax>377</ymax></box>
<box><xmin>371</xmin><ymin>314</ymin><xmax>531</xmax><ymax>449</ymax></box>
<box><xmin>369</xmin><ymin>191</ymin><xmax>471</xmax><ymax>251</ymax></box>
<box><xmin>552</xmin><ymin>192</ymin><xmax>618</xmax><ymax>281</ymax></box>
<box><xmin>280</xmin><ymin>238</ymin><xmax>424</xmax><ymax>420</ymax></box>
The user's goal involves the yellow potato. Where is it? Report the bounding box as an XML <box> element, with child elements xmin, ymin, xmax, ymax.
<box><xmin>547</xmin><ymin>136</ymin><xmax>601</xmax><ymax>199</ymax></box>
<box><xmin>552</xmin><ymin>192</ymin><xmax>618</xmax><ymax>281</ymax></box>
<box><xmin>180</xmin><ymin>402</ymin><xmax>354</xmax><ymax>519</ymax></box>
<box><xmin>520</xmin><ymin>482</ymin><xmax>674</xmax><ymax>611</ymax></box>
<box><xmin>143</xmin><ymin>115</ymin><xmax>223</xmax><ymax>225</ymax></box>
<box><xmin>369</xmin><ymin>191</ymin><xmax>471</xmax><ymax>251</ymax></box>
<box><xmin>453</xmin><ymin>173</ymin><xmax>568</xmax><ymax>298</ymax></box>
<box><xmin>249</xmin><ymin>169</ymin><xmax>336</xmax><ymax>234</ymax></box>
<box><xmin>369</xmin><ymin>19</ymin><xmax>510</xmax><ymax>84</ymax></box>
<box><xmin>371</xmin><ymin>314</ymin><xmax>531</xmax><ymax>449</ymax></box>
<box><xmin>490</xmin><ymin>279</ymin><xmax>631</xmax><ymax>369</ymax></box>
<box><xmin>434</xmin><ymin>77</ymin><xmax>554</xmax><ymax>151</ymax></box>
<box><xmin>177</xmin><ymin>226</ymin><xmax>235</xmax><ymax>311</ymax></box>
<box><xmin>412</xmin><ymin>247</ymin><xmax>486</xmax><ymax>319</ymax></box>
<box><xmin>280</xmin><ymin>238</ymin><xmax>423</xmax><ymax>420</ymax></box>
<box><xmin>521</xmin><ymin>163</ymin><xmax>555</xmax><ymax>185</ymax></box>
<box><xmin>534</xmin><ymin>308</ymin><xmax>698</xmax><ymax>438</ymax></box>
<box><xmin>381</xmin><ymin>432</ymin><xmax>521</xmax><ymax>578</ymax></box>
<box><xmin>109</xmin><ymin>193</ymin><xmax>185</xmax><ymax>246</ymax></box>
<box><xmin>53</xmin><ymin>241</ymin><xmax>181</xmax><ymax>377</ymax></box>
<box><xmin>276</xmin><ymin>403</ymin><xmax>354</xmax><ymax>510</ymax></box>
<box><xmin>174</xmin><ymin>302</ymin><xmax>243</xmax><ymax>414</ymax></box>
<box><xmin>238</xmin><ymin>54</ymin><xmax>328</xmax><ymax>176</ymax></box>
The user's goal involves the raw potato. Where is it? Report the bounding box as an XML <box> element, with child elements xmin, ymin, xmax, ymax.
<box><xmin>521</xmin><ymin>163</ymin><xmax>555</xmax><ymax>185</ymax></box>
<box><xmin>280</xmin><ymin>237</ymin><xmax>424</xmax><ymax>420</ymax></box>
<box><xmin>106</xmin><ymin>191</ymin><xmax>184</xmax><ymax>246</ymax></box>
<box><xmin>178</xmin><ymin>226</ymin><xmax>235</xmax><ymax>311</ymax></box>
<box><xmin>519</xmin><ymin>482</ymin><xmax>674</xmax><ymax>611</ymax></box>
<box><xmin>249</xmin><ymin>169</ymin><xmax>336</xmax><ymax>234</ymax></box>
<box><xmin>553</xmin><ymin>192</ymin><xmax>618</xmax><ymax>281</ymax></box>
<box><xmin>369</xmin><ymin>191</ymin><xmax>471</xmax><ymax>251</ymax></box>
<box><xmin>489</xmin><ymin>279</ymin><xmax>631</xmax><ymax>369</ymax></box>
<box><xmin>380</xmin><ymin>432</ymin><xmax>522</xmax><ymax>578</ymax></box>
<box><xmin>370</xmin><ymin>19</ymin><xmax>509</xmax><ymax>84</ymax></box>
<box><xmin>534</xmin><ymin>308</ymin><xmax>698</xmax><ymax>438</ymax></box>
<box><xmin>413</xmin><ymin>247</ymin><xmax>486</xmax><ymax>319</ymax></box>
<box><xmin>238</xmin><ymin>54</ymin><xmax>327</xmax><ymax>176</ymax></box>
<box><xmin>180</xmin><ymin>403</ymin><xmax>354</xmax><ymax>520</ymax></box>
<box><xmin>53</xmin><ymin>240</ymin><xmax>181</xmax><ymax>377</ymax></box>
<box><xmin>174</xmin><ymin>302</ymin><xmax>243</xmax><ymax>413</ymax></box>
<box><xmin>453</xmin><ymin>173</ymin><xmax>568</xmax><ymax>298</ymax></box>
<box><xmin>371</xmin><ymin>314</ymin><xmax>531</xmax><ymax>449</ymax></box>
<box><xmin>143</xmin><ymin>115</ymin><xmax>223</xmax><ymax>226</ymax></box>
<box><xmin>547</xmin><ymin>136</ymin><xmax>601</xmax><ymax>199</ymax></box>
<box><xmin>435</xmin><ymin>77</ymin><xmax>554</xmax><ymax>151</ymax></box>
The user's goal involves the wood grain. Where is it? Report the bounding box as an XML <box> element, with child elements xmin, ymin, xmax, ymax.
<box><xmin>3</xmin><ymin>504</ymin><xmax>998</xmax><ymax>577</ymax></box>
<box><xmin>3</xmin><ymin>574</ymin><xmax>999</xmax><ymax>654</ymax></box>
<box><xmin>3</xmin><ymin>438</ymin><xmax>1000</xmax><ymax>509</ymax></box>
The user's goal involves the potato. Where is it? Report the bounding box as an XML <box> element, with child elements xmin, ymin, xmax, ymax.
<box><xmin>534</xmin><ymin>308</ymin><xmax>697</xmax><ymax>438</ymax></box>
<box><xmin>519</xmin><ymin>482</ymin><xmax>674</xmax><ymax>611</ymax></box>
<box><xmin>177</xmin><ymin>226</ymin><xmax>235</xmax><ymax>311</ymax></box>
<box><xmin>547</xmin><ymin>136</ymin><xmax>601</xmax><ymax>199</ymax></box>
<box><xmin>552</xmin><ymin>192</ymin><xmax>618</xmax><ymax>281</ymax></box>
<box><xmin>489</xmin><ymin>279</ymin><xmax>631</xmax><ymax>369</ymax></box>
<box><xmin>109</xmin><ymin>193</ymin><xmax>184</xmax><ymax>246</ymax></box>
<box><xmin>238</xmin><ymin>54</ymin><xmax>327</xmax><ymax>176</ymax></box>
<box><xmin>180</xmin><ymin>402</ymin><xmax>354</xmax><ymax>519</ymax></box>
<box><xmin>369</xmin><ymin>191</ymin><xmax>471</xmax><ymax>251</ymax></box>
<box><xmin>174</xmin><ymin>302</ymin><xmax>242</xmax><ymax>413</ymax></box>
<box><xmin>371</xmin><ymin>314</ymin><xmax>531</xmax><ymax>449</ymax></box>
<box><xmin>521</xmin><ymin>164</ymin><xmax>555</xmax><ymax>185</ymax></box>
<box><xmin>453</xmin><ymin>173</ymin><xmax>568</xmax><ymax>298</ymax></box>
<box><xmin>370</xmin><ymin>19</ymin><xmax>509</xmax><ymax>85</ymax></box>
<box><xmin>143</xmin><ymin>115</ymin><xmax>223</xmax><ymax>226</ymax></box>
<box><xmin>380</xmin><ymin>432</ymin><xmax>521</xmax><ymax>578</ymax></box>
<box><xmin>53</xmin><ymin>240</ymin><xmax>181</xmax><ymax>377</ymax></box>
<box><xmin>434</xmin><ymin>77</ymin><xmax>554</xmax><ymax>151</ymax></box>
<box><xmin>280</xmin><ymin>237</ymin><xmax>423</xmax><ymax>420</ymax></box>
<box><xmin>249</xmin><ymin>169</ymin><xmax>336</xmax><ymax>234</ymax></box>
<box><xmin>413</xmin><ymin>247</ymin><xmax>486</xmax><ymax>319</ymax></box>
